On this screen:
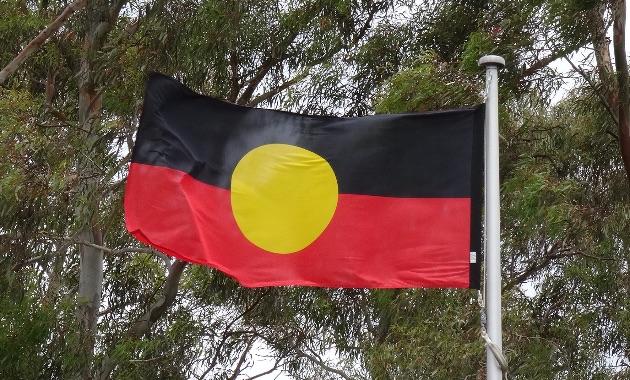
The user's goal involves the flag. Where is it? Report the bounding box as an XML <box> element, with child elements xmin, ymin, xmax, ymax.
<box><xmin>124</xmin><ymin>73</ymin><xmax>484</xmax><ymax>289</ymax></box>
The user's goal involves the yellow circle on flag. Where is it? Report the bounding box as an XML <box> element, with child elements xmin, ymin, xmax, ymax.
<box><xmin>231</xmin><ymin>144</ymin><xmax>338</xmax><ymax>254</ymax></box>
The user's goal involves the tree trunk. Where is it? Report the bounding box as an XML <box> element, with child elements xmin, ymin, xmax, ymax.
<box><xmin>612</xmin><ymin>0</ymin><xmax>630</xmax><ymax>186</ymax></box>
<box><xmin>589</xmin><ymin>3</ymin><xmax>617</xmax><ymax>109</ymax></box>
<box><xmin>73</xmin><ymin>1</ymin><xmax>125</xmax><ymax>378</ymax></box>
<box><xmin>75</xmin><ymin>225</ymin><xmax>103</xmax><ymax>380</ymax></box>
<box><xmin>73</xmin><ymin>40</ymin><xmax>104</xmax><ymax>380</ymax></box>
<box><xmin>589</xmin><ymin>0</ymin><xmax>630</xmax><ymax>187</ymax></box>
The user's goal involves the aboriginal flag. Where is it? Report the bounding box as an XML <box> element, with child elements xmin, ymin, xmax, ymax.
<box><xmin>125</xmin><ymin>73</ymin><xmax>484</xmax><ymax>289</ymax></box>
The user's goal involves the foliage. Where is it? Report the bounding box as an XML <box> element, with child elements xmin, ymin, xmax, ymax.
<box><xmin>375</xmin><ymin>52</ymin><xmax>482</xmax><ymax>113</ymax></box>
<box><xmin>2</xmin><ymin>0</ymin><xmax>630</xmax><ymax>379</ymax></box>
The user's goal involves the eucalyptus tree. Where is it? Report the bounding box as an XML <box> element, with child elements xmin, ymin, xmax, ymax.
<box><xmin>0</xmin><ymin>0</ymin><xmax>404</xmax><ymax>379</ymax></box>
<box><xmin>360</xmin><ymin>0</ymin><xmax>630</xmax><ymax>378</ymax></box>
<box><xmin>4</xmin><ymin>0</ymin><xmax>630</xmax><ymax>379</ymax></box>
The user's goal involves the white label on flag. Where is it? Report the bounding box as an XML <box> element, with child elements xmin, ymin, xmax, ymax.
<box><xmin>470</xmin><ymin>252</ymin><xmax>477</xmax><ymax>263</ymax></box>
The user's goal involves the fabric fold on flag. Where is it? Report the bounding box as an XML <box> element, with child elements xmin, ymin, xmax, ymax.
<box><xmin>125</xmin><ymin>73</ymin><xmax>484</xmax><ymax>289</ymax></box>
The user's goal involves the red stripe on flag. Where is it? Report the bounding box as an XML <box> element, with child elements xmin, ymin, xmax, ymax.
<box><xmin>125</xmin><ymin>163</ymin><xmax>472</xmax><ymax>288</ymax></box>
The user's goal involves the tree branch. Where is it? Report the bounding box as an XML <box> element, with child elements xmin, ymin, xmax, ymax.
<box><xmin>237</xmin><ymin>49</ymin><xmax>291</xmax><ymax>105</ymax></box>
<box><xmin>0</xmin><ymin>0</ymin><xmax>87</xmax><ymax>84</ymax></box>
<box><xmin>62</xmin><ymin>236</ymin><xmax>172</xmax><ymax>271</ymax></box>
<box><xmin>205</xmin><ymin>290</ymin><xmax>271</xmax><ymax>374</ymax></box>
<box><xmin>99</xmin><ymin>260</ymin><xmax>188</xmax><ymax>379</ymax></box>
<box><xmin>227</xmin><ymin>339</ymin><xmax>255</xmax><ymax>380</ymax></box>
<box><xmin>247</xmin><ymin>68</ymin><xmax>310</xmax><ymax>107</ymax></box>
<box><xmin>295</xmin><ymin>347</ymin><xmax>354</xmax><ymax>380</ymax></box>
<box><xmin>503</xmin><ymin>242</ymin><xmax>577</xmax><ymax>292</ymax></box>
<box><xmin>522</xmin><ymin>50</ymin><xmax>566</xmax><ymax>77</ymax></box>
<box><xmin>243</xmin><ymin>357</ymin><xmax>283</xmax><ymax>380</ymax></box>
<box><xmin>564</xmin><ymin>56</ymin><xmax>619</xmax><ymax>126</ymax></box>
<box><xmin>228</xmin><ymin>49</ymin><xmax>241</xmax><ymax>103</ymax></box>
<box><xmin>351</xmin><ymin>1</ymin><xmax>383</xmax><ymax>45</ymax></box>
<box><xmin>235</xmin><ymin>2</ymin><xmax>381</xmax><ymax>107</ymax></box>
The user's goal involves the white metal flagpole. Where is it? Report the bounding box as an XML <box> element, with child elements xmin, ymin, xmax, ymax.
<box><xmin>478</xmin><ymin>55</ymin><xmax>505</xmax><ymax>380</ymax></box>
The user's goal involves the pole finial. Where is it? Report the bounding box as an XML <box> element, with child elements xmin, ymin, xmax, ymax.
<box><xmin>478</xmin><ymin>55</ymin><xmax>505</xmax><ymax>68</ymax></box>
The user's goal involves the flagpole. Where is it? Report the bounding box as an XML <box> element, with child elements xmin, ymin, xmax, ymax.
<box><xmin>478</xmin><ymin>55</ymin><xmax>505</xmax><ymax>380</ymax></box>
